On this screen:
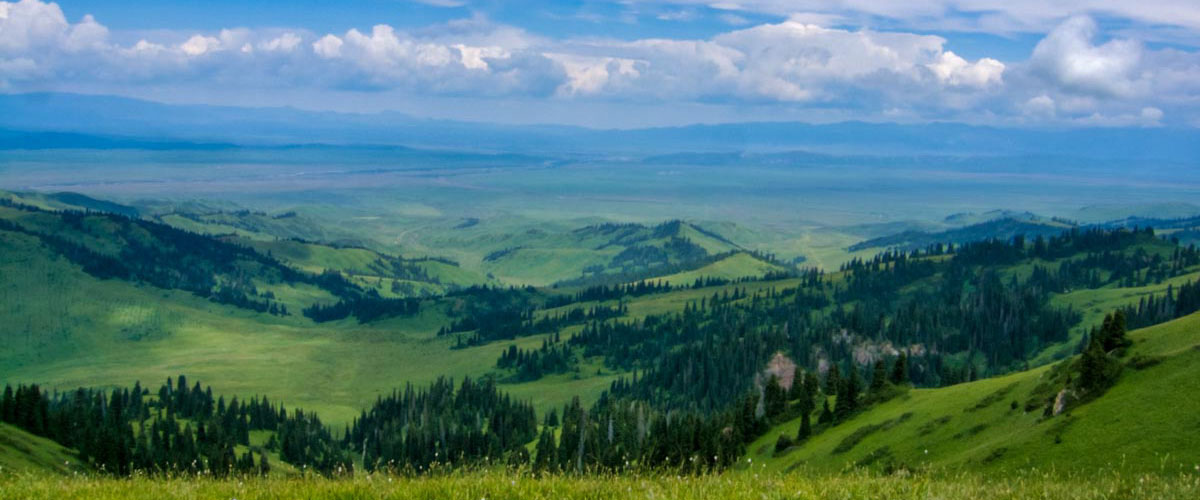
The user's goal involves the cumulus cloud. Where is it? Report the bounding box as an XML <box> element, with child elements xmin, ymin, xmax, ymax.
<box><xmin>0</xmin><ymin>0</ymin><xmax>1196</xmax><ymax>126</ymax></box>
<box><xmin>1030</xmin><ymin>16</ymin><xmax>1143</xmax><ymax>98</ymax></box>
<box><xmin>927</xmin><ymin>51</ymin><xmax>1004</xmax><ymax>88</ymax></box>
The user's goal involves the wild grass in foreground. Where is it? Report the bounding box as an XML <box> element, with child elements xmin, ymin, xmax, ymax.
<box><xmin>2</xmin><ymin>470</ymin><xmax>1199</xmax><ymax>500</ymax></box>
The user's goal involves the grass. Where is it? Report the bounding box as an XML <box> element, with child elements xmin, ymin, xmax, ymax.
<box><xmin>749</xmin><ymin>312</ymin><xmax>1200</xmax><ymax>475</ymax></box>
<box><xmin>2</xmin><ymin>469</ymin><xmax>1199</xmax><ymax>499</ymax></box>
<box><xmin>0</xmin><ymin>424</ymin><xmax>86</xmax><ymax>475</ymax></box>
<box><xmin>0</xmin><ymin>228</ymin><xmax>607</xmax><ymax>423</ymax></box>
<box><xmin>1037</xmin><ymin>269</ymin><xmax>1200</xmax><ymax>364</ymax></box>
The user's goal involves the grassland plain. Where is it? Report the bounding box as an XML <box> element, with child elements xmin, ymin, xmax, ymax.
<box><xmin>1</xmin><ymin>469</ymin><xmax>1198</xmax><ymax>500</ymax></box>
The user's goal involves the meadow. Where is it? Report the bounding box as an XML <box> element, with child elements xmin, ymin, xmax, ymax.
<box><xmin>2</xmin><ymin>469</ymin><xmax>1198</xmax><ymax>500</ymax></box>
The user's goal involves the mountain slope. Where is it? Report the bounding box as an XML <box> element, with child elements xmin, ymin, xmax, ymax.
<box><xmin>0</xmin><ymin>423</ymin><xmax>85</xmax><ymax>474</ymax></box>
<box><xmin>748</xmin><ymin>312</ymin><xmax>1200</xmax><ymax>474</ymax></box>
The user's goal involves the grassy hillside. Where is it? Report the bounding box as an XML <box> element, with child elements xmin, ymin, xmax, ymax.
<box><xmin>0</xmin><ymin>210</ymin><xmax>611</xmax><ymax>423</ymax></box>
<box><xmin>0</xmin><ymin>424</ymin><xmax>84</xmax><ymax>475</ymax></box>
<box><xmin>635</xmin><ymin>252</ymin><xmax>788</xmax><ymax>286</ymax></box>
<box><xmin>398</xmin><ymin>219</ymin><xmax>744</xmax><ymax>286</ymax></box>
<box><xmin>748</xmin><ymin>311</ymin><xmax>1200</xmax><ymax>474</ymax></box>
<box><xmin>238</xmin><ymin>238</ymin><xmax>492</xmax><ymax>297</ymax></box>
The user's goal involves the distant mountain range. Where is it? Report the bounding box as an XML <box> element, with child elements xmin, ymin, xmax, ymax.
<box><xmin>2</xmin><ymin>92</ymin><xmax>1198</xmax><ymax>161</ymax></box>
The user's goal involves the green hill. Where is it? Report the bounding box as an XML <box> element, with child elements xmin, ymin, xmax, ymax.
<box><xmin>635</xmin><ymin>252</ymin><xmax>789</xmax><ymax>286</ymax></box>
<box><xmin>414</xmin><ymin>219</ymin><xmax>744</xmax><ymax>286</ymax></box>
<box><xmin>238</xmin><ymin>238</ymin><xmax>493</xmax><ymax>297</ymax></box>
<box><xmin>748</xmin><ymin>311</ymin><xmax>1200</xmax><ymax>474</ymax></box>
<box><xmin>0</xmin><ymin>423</ymin><xmax>85</xmax><ymax>474</ymax></box>
<box><xmin>0</xmin><ymin>202</ymin><xmax>613</xmax><ymax>423</ymax></box>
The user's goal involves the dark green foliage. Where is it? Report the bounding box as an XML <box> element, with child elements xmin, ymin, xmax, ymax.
<box><xmin>825</xmin><ymin>365</ymin><xmax>841</xmax><ymax>396</ymax></box>
<box><xmin>764</xmin><ymin>376</ymin><xmax>788</xmax><ymax>421</ymax></box>
<box><xmin>890</xmin><ymin>353</ymin><xmax>909</xmax><ymax>385</ymax></box>
<box><xmin>1098</xmin><ymin>311</ymin><xmax>1132</xmax><ymax>354</ymax></box>
<box><xmin>774</xmin><ymin>434</ymin><xmax>793</xmax><ymax>453</ymax></box>
<box><xmin>870</xmin><ymin>360</ymin><xmax>888</xmax><ymax>393</ymax></box>
<box><xmin>345</xmin><ymin>376</ymin><xmax>537</xmax><ymax>473</ymax></box>
<box><xmin>1123</xmin><ymin>279</ymin><xmax>1200</xmax><ymax>329</ymax></box>
<box><xmin>303</xmin><ymin>290</ymin><xmax>421</xmax><ymax>323</ymax></box>
<box><xmin>835</xmin><ymin>369</ymin><xmax>862</xmax><ymax>420</ymax></box>
<box><xmin>796</xmin><ymin>411</ymin><xmax>812</xmax><ymax>441</ymax></box>
<box><xmin>818</xmin><ymin>399</ymin><xmax>834</xmax><ymax>425</ymax></box>
<box><xmin>1</xmin><ymin>377</ymin><xmax>346</xmax><ymax>477</ymax></box>
<box><xmin>1077</xmin><ymin>335</ymin><xmax>1122</xmax><ymax>395</ymax></box>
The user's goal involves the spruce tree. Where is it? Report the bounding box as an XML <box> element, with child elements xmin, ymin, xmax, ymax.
<box><xmin>818</xmin><ymin>399</ymin><xmax>834</xmax><ymax>424</ymax></box>
<box><xmin>890</xmin><ymin>353</ymin><xmax>909</xmax><ymax>385</ymax></box>
<box><xmin>824</xmin><ymin>365</ymin><xmax>841</xmax><ymax>396</ymax></box>
<box><xmin>787</xmin><ymin>367</ymin><xmax>806</xmax><ymax>400</ymax></box>
<box><xmin>835</xmin><ymin>369</ymin><xmax>861</xmax><ymax>419</ymax></box>
<box><xmin>1</xmin><ymin>385</ymin><xmax>13</xmax><ymax>423</ymax></box>
<box><xmin>796</xmin><ymin>411</ymin><xmax>812</xmax><ymax>441</ymax></box>
<box><xmin>870</xmin><ymin>360</ymin><xmax>887</xmax><ymax>393</ymax></box>
<box><xmin>764</xmin><ymin>375</ymin><xmax>788</xmax><ymax>420</ymax></box>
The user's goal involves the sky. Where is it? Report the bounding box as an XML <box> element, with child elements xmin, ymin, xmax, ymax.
<box><xmin>1</xmin><ymin>0</ymin><xmax>1198</xmax><ymax>128</ymax></box>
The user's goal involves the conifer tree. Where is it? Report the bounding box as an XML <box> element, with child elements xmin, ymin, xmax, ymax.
<box><xmin>835</xmin><ymin>368</ymin><xmax>861</xmax><ymax>419</ymax></box>
<box><xmin>796</xmin><ymin>410</ymin><xmax>812</xmax><ymax>441</ymax></box>
<box><xmin>824</xmin><ymin>365</ymin><xmax>841</xmax><ymax>395</ymax></box>
<box><xmin>890</xmin><ymin>353</ymin><xmax>909</xmax><ymax>385</ymax></box>
<box><xmin>818</xmin><ymin>399</ymin><xmax>834</xmax><ymax>424</ymax></box>
<box><xmin>870</xmin><ymin>360</ymin><xmax>888</xmax><ymax>393</ymax></box>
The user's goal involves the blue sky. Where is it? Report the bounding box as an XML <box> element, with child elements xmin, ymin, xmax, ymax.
<box><xmin>2</xmin><ymin>0</ymin><xmax>1198</xmax><ymax>128</ymax></box>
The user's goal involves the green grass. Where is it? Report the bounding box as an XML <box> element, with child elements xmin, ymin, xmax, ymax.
<box><xmin>749</xmin><ymin>312</ymin><xmax>1200</xmax><ymax>475</ymax></box>
<box><xmin>0</xmin><ymin>424</ymin><xmax>86</xmax><ymax>475</ymax></box>
<box><xmin>1036</xmin><ymin>269</ymin><xmax>1200</xmax><ymax>364</ymax></box>
<box><xmin>1</xmin><ymin>469</ymin><xmax>1198</xmax><ymax>499</ymax></box>
<box><xmin>0</xmin><ymin>228</ymin><xmax>605</xmax><ymax>423</ymax></box>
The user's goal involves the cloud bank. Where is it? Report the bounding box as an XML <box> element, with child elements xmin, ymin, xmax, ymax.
<box><xmin>1</xmin><ymin>0</ymin><xmax>1196</xmax><ymax>126</ymax></box>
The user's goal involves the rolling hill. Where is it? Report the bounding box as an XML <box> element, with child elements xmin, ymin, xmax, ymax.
<box><xmin>748</xmin><ymin>311</ymin><xmax>1200</xmax><ymax>474</ymax></box>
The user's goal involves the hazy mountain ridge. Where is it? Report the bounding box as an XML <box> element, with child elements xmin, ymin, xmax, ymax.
<box><xmin>3</xmin><ymin>93</ymin><xmax>1199</xmax><ymax>161</ymax></box>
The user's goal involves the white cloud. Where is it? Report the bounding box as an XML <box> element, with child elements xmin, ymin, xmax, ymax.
<box><xmin>1021</xmin><ymin>94</ymin><xmax>1056</xmax><ymax>118</ymax></box>
<box><xmin>0</xmin><ymin>1</ymin><xmax>1196</xmax><ymax>126</ymax></box>
<box><xmin>181</xmin><ymin>35</ymin><xmax>220</xmax><ymax>56</ymax></box>
<box><xmin>261</xmin><ymin>32</ymin><xmax>302</xmax><ymax>53</ymax></box>
<box><xmin>1030</xmin><ymin>16</ymin><xmax>1143</xmax><ymax>98</ymax></box>
<box><xmin>312</xmin><ymin>34</ymin><xmax>343</xmax><ymax>58</ymax></box>
<box><xmin>927</xmin><ymin>51</ymin><xmax>1004</xmax><ymax>88</ymax></box>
